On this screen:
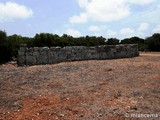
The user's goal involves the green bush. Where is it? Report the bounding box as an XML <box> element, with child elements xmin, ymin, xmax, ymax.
<box><xmin>0</xmin><ymin>29</ymin><xmax>160</xmax><ymax>63</ymax></box>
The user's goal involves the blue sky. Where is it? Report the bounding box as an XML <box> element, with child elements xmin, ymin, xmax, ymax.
<box><xmin>0</xmin><ymin>0</ymin><xmax>160</xmax><ymax>39</ymax></box>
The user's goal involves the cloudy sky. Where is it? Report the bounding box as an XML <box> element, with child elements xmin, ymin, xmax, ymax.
<box><xmin>0</xmin><ymin>0</ymin><xmax>160</xmax><ymax>39</ymax></box>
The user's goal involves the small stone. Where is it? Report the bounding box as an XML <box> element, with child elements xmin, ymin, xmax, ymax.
<box><xmin>59</xmin><ymin>113</ymin><xmax>65</xmax><ymax>117</ymax></box>
<box><xmin>55</xmin><ymin>116</ymin><xmax>59</xmax><ymax>119</ymax></box>
<box><xmin>37</xmin><ymin>113</ymin><xmax>40</xmax><ymax>116</ymax></box>
<box><xmin>66</xmin><ymin>97</ymin><xmax>69</xmax><ymax>100</ymax></box>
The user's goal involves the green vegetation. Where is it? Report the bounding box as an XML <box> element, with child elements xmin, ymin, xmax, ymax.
<box><xmin>145</xmin><ymin>33</ymin><xmax>160</xmax><ymax>51</ymax></box>
<box><xmin>120</xmin><ymin>37</ymin><xmax>145</xmax><ymax>51</ymax></box>
<box><xmin>0</xmin><ymin>30</ymin><xmax>160</xmax><ymax>63</ymax></box>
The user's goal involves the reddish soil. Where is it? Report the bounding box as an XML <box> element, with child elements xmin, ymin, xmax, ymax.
<box><xmin>0</xmin><ymin>53</ymin><xmax>160</xmax><ymax>120</ymax></box>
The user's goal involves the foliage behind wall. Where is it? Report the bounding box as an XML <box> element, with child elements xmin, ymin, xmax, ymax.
<box><xmin>0</xmin><ymin>30</ymin><xmax>160</xmax><ymax>63</ymax></box>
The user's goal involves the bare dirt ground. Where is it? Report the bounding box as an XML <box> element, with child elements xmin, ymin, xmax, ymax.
<box><xmin>0</xmin><ymin>53</ymin><xmax>160</xmax><ymax>120</ymax></box>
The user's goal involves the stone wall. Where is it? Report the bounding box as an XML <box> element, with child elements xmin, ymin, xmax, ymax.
<box><xmin>18</xmin><ymin>44</ymin><xmax>139</xmax><ymax>66</ymax></box>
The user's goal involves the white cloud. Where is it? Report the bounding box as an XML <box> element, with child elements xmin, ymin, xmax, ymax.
<box><xmin>71</xmin><ymin>0</ymin><xmax>130</xmax><ymax>23</ymax></box>
<box><xmin>66</xmin><ymin>28</ymin><xmax>82</xmax><ymax>37</ymax></box>
<box><xmin>138</xmin><ymin>22</ymin><xmax>149</xmax><ymax>31</ymax></box>
<box><xmin>78</xmin><ymin>0</ymin><xmax>89</xmax><ymax>8</ymax></box>
<box><xmin>85</xmin><ymin>0</ymin><xmax>130</xmax><ymax>22</ymax></box>
<box><xmin>129</xmin><ymin>0</ymin><xmax>156</xmax><ymax>5</ymax></box>
<box><xmin>88</xmin><ymin>25</ymin><xmax>100</xmax><ymax>32</ymax></box>
<box><xmin>0</xmin><ymin>2</ymin><xmax>33</xmax><ymax>22</ymax></box>
<box><xmin>107</xmin><ymin>29</ymin><xmax>117</xmax><ymax>36</ymax></box>
<box><xmin>70</xmin><ymin>13</ymin><xmax>88</xmax><ymax>24</ymax></box>
<box><xmin>120</xmin><ymin>28</ymin><xmax>135</xmax><ymax>35</ymax></box>
<box><xmin>70</xmin><ymin>0</ymin><xmax>157</xmax><ymax>24</ymax></box>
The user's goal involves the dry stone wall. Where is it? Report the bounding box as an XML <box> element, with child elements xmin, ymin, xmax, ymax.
<box><xmin>18</xmin><ymin>44</ymin><xmax>139</xmax><ymax>66</ymax></box>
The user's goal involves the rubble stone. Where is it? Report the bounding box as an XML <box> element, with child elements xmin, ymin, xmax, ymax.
<box><xmin>17</xmin><ymin>44</ymin><xmax>139</xmax><ymax>66</ymax></box>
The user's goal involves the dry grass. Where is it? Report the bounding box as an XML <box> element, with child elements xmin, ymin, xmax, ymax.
<box><xmin>0</xmin><ymin>53</ymin><xmax>160</xmax><ymax>120</ymax></box>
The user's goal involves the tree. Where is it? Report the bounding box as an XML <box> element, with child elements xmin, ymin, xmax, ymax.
<box><xmin>97</xmin><ymin>36</ymin><xmax>106</xmax><ymax>45</ymax></box>
<box><xmin>33</xmin><ymin>33</ymin><xmax>62</xmax><ymax>47</ymax></box>
<box><xmin>0</xmin><ymin>30</ymin><xmax>7</xmax><ymax>44</ymax></box>
<box><xmin>145</xmin><ymin>33</ymin><xmax>160</xmax><ymax>51</ymax></box>
<box><xmin>106</xmin><ymin>38</ymin><xmax>119</xmax><ymax>45</ymax></box>
<box><xmin>1</xmin><ymin>29</ymin><xmax>160</xmax><ymax>63</ymax></box>
<box><xmin>121</xmin><ymin>36</ymin><xmax>145</xmax><ymax>51</ymax></box>
<box><xmin>6</xmin><ymin>34</ymin><xmax>24</xmax><ymax>57</ymax></box>
<box><xmin>0</xmin><ymin>30</ymin><xmax>11</xmax><ymax>63</ymax></box>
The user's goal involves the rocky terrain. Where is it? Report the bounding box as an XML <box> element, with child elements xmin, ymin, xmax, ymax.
<box><xmin>0</xmin><ymin>53</ymin><xmax>160</xmax><ymax>120</ymax></box>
